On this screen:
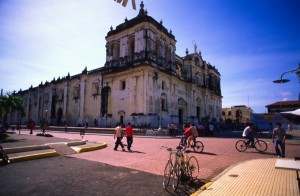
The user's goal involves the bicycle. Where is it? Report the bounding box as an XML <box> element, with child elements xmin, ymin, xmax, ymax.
<box><xmin>171</xmin><ymin>146</ymin><xmax>199</xmax><ymax>190</ymax></box>
<box><xmin>161</xmin><ymin>146</ymin><xmax>175</xmax><ymax>189</ymax></box>
<box><xmin>235</xmin><ymin>137</ymin><xmax>268</xmax><ymax>153</ymax></box>
<box><xmin>178</xmin><ymin>136</ymin><xmax>204</xmax><ymax>153</ymax></box>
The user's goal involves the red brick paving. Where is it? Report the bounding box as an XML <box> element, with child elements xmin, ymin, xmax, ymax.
<box><xmin>45</xmin><ymin>131</ymin><xmax>300</xmax><ymax>181</ymax></box>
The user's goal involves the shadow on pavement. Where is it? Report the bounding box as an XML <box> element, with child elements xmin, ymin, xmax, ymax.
<box><xmin>198</xmin><ymin>151</ymin><xmax>217</xmax><ymax>156</ymax></box>
<box><xmin>131</xmin><ymin>150</ymin><xmax>145</xmax><ymax>154</ymax></box>
<box><xmin>164</xmin><ymin>178</ymin><xmax>206</xmax><ymax>196</ymax></box>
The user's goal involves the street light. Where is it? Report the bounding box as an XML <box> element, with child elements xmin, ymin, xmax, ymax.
<box><xmin>273</xmin><ymin>64</ymin><xmax>300</xmax><ymax>83</ymax></box>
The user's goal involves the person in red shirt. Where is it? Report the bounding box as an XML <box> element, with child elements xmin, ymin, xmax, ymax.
<box><xmin>125</xmin><ymin>122</ymin><xmax>133</xmax><ymax>152</ymax></box>
<box><xmin>180</xmin><ymin>124</ymin><xmax>191</xmax><ymax>147</ymax></box>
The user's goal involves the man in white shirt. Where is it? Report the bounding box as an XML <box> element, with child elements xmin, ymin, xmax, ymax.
<box><xmin>242</xmin><ymin>123</ymin><xmax>255</xmax><ymax>147</ymax></box>
<box><xmin>114</xmin><ymin>122</ymin><xmax>125</xmax><ymax>151</ymax></box>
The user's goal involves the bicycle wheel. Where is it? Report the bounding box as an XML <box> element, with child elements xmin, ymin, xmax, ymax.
<box><xmin>193</xmin><ymin>141</ymin><xmax>204</xmax><ymax>153</ymax></box>
<box><xmin>235</xmin><ymin>140</ymin><xmax>247</xmax><ymax>152</ymax></box>
<box><xmin>186</xmin><ymin>156</ymin><xmax>199</xmax><ymax>179</ymax></box>
<box><xmin>172</xmin><ymin>164</ymin><xmax>180</xmax><ymax>190</ymax></box>
<box><xmin>255</xmin><ymin>140</ymin><xmax>268</xmax><ymax>152</ymax></box>
<box><xmin>163</xmin><ymin>161</ymin><xmax>172</xmax><ymax>189</ymax></box>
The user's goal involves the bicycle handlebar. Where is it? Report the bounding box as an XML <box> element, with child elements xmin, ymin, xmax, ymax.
<box><xmin>160</xmin><ymin>145</ymin><xmax>173</xmax><ymax>152</ymax></box>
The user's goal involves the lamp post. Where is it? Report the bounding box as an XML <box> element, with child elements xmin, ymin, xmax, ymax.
<box><xmin>273</xmin><ymin>64</ymin><xmax>300</xmax><ymax>100</ymax></box>
<box><xmin>273</xmin><ymin>64</ymin><xmax>300</xmax><ymax>83</ymax></box>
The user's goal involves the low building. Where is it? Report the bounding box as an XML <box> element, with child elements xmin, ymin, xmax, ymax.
<box><xmin>222</xmin><ymin>105</ymin><xmax>253</xmax><ymax>124</ymax></box>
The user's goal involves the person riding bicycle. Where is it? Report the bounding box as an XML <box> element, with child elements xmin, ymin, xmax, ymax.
<box><xmin>242</xmin><ymin>123</ymin><xmax>256</xmax><ymax>147</ymax></box>
<box><xmin>180</xmin><ymin>124</ymin><xmax>191</xmax><ymax>146</ymax></box>
<box><xmin>186</xmin><ymin>123</ymin><xmax>199</xmax><ymax>148</ymax></box>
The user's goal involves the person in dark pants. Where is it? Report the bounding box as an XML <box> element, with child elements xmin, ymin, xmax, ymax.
<box><xmin>126</xmin><ymin>122</ymin><xmax>133</xmax><ymax>152</ymax></box>
<box><xmin>272</xmin><ymin>122</ymin><xmax>286</xmax><ymax>158</ymax></box>
<box><xmin>114</xmin><ymin>122</ymin><xmax>125</xmax><ymax>151</ymax></box>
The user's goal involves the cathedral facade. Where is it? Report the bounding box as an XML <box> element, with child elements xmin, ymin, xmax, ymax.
<box><xmin>11</xmin><ymin>2</ymin><xmax>222</xmax><ymax>128</ymax></box>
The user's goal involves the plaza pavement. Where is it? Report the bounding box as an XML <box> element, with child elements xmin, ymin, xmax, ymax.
<box><xmin>1</xmin><ymin>128</ymin><xmax>299</xmax><ymax>196</ymax></box>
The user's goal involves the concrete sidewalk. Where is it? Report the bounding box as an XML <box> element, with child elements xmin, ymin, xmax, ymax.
<box><xmin>0</xmin><ymin>133</ymin><xmax>107</xmax><ymax>163</ymax></box>
<box><xmin>193</xmin><ymin>158</ymin><xmax>299</xmax><ymax>196</ymax></box>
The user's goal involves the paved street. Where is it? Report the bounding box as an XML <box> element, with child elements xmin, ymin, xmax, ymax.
<box><xmin>1</xmin><ymin>130</ymin><xmax>299</xmax><ymax>195</ymax></box>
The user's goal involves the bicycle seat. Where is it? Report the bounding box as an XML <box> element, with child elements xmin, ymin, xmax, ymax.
<box><xmin>176</xmin><ymin>146</ymin><xmax>183</xmax><ymax>150</ymax></box>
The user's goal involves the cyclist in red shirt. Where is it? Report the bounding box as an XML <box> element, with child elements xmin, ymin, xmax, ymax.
<box><xmin>126</xmin><ymin>122</ymin><xmax>133</xmax><ymax>152</ymax></box>
<box><xmin>180</xmin><ymin>124</ymin><xmax>191</xmax><ymax>147</ymax></box>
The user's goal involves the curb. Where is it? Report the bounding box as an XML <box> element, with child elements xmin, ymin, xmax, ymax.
<box><xmin>71</xmin><ymin>142</ymin><xmax>108</xmax><ymax>153</ymax></box>
<box><xmin>9</xmin><ymin>150</ymin><xmax>60</xmax><ymax>163</ymax></box>
<box><xmin>3</xmin><ymin>141</ymin><xmax>107</xmax><ymax>163</ymax></box>
<box><xmin>4</xmin><ymin>145</ymin><xmax>50</xmax><ymax>154</ymax></box>
<box><xmin>191</xmin><ymin>181</ymin><xmax>212</xmax><ymax>196</ymax></box>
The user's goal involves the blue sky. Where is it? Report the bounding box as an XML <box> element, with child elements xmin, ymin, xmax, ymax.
<box><xmin>0</xmin><ymin>0</ymin><xmax>299</xmax><ymax>113</ymax></box>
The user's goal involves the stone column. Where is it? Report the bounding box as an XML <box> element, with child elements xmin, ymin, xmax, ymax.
<box><xmin>63</xmin><ymin>81</ymin><xmax>69</xmax><ymax>119</ymax></box>
<box><xmin>79</xmin><ymin>78</ymin><xmax>86</xmax><ymax>124</ymax></box>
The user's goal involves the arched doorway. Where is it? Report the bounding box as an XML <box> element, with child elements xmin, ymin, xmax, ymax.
<box><xmin>101</xmin><ymin>86</ymin><xmax>111</xmax><ymax>117</ymax></box>
<box><xmin>118</xmin><ymin>110</ymin><xmax>125</xmax><ymax>125</ymax></box>
<box><xmin>178</xmin><ymin>98</ymin><xmax>187</xmax><ymax>124</ymax></box>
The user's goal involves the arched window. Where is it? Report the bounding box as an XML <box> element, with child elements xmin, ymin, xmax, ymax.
<box><xmin>73</xmin><ymin>85</ymin><xmax>80</xmax><ymax>99</ymax></box>
<box><xmin>236</xmin><ymin>110</ymin><xmax>242</xmax><ymax>118</ymax></box>
<box><xmin>57</xmin><ymin>89</ymin><xmax>63</xmax><ymax>102</ymax></box>
<box><xmin>128</xmin><ymin>36</ymin><xmax>135</xmax><ymax>57</ymax></box>
<box><xmin>165</xmin><ymin>45</ymin><xmax>171</xmax><ymax>61</ymax></box>
<box><xmin>92</xmin><ymin>80</ymin><xmax>100</xmax><ymax>95</ymax></box>
<box><xmin>162</xmin><ymin>81</ymin><xmax>166</xmax><ymax>90</ymax></box>
<box><xmin>156</xmin><ymin>39</ymin><xmax>161</xmax><ymax>56</ymax></box>
<box><xmin>108</xmin><ymin>43</ymin><xmax>113</xmax><ymax>56</ymax></box>
<box><xmin>44</xmin><ymin>92</ymin><xmax>49</xmax><ymax>103</ymax></box>
<box><xmin>113</xmin><ymin>42</ymin><xmax>120</xmax><ymax>59</ymax></box>
<box><xmin>161</xmin><ymin>93</ymin><xmax>167</xmax><ymax>111</ymax></box>
<box><xmin>195</xmin><ymin>57</ymin><xmax>200</xmax><ymax>65</ymax></box>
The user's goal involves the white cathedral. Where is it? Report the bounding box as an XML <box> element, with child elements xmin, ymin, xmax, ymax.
<box><xmin>11</xmin><ymin>2</ymin><xmax>222</xmax><ymax>128</ymax></box>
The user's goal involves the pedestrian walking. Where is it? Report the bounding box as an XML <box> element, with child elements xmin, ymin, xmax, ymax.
<box><xmin>64</xmin><ymin>121</ymin><xmax>68</xmax><ymax>132</ymax></box>
<box><xmin>17</xmin><ymin>123</ymin><xmax>21</xmax><ymax>134</ymax></box>
<box><xmin>114</xmin><ymin>122</ymin><xmax>125</xmax><ymax>151</ymax></box>
<box><xmin>125</xmin><ymin>122</ymin><xmax>133</xmax><ymax>152</ymax></box>
<box><xmin>272</xmin><ymin>122</ymin><xmax>286</xmax><ymax>158</ymax></box>
<box><xmin>28</xmin><ymin>119</ymin><xmax>35</xmax><ymax>134</ymax></box>
<box><xmin>167</xmin><ymin>123</ymin><xmax>174</xmax><ymax>137</ymax></box>
<box><xmin>40</xmin><ymin>119</ymin><xmax>46</xmax><ymax>134</ymax></box>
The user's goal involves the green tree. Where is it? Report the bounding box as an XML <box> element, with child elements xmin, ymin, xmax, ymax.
<box><xmin>0</xmin><ymin>93</ymin><xmax>25</xmax><ymax>125</ymax></box>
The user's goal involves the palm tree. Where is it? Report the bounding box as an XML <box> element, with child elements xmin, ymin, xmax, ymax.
<box><xmin>0</xmin><ymin>93</ymin><xmax>25</xmax><ymax>126</ymax></box>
